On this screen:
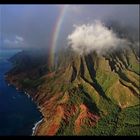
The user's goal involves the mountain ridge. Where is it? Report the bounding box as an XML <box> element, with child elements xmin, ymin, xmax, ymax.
<box><xmin>6</xmin><ymin>43</ymin><xmax>140</xmax><ymax>135</ymax></box>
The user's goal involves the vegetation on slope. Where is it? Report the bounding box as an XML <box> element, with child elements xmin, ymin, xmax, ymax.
<box><xmin>6</xmin><ymin>43</ymin><xmax>140</xmax><ymax>136</ymax></box>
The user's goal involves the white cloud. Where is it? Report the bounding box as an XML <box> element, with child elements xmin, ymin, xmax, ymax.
<box><xmin>15</xmin><ymin>35</ymin><xmax>24</xmax><ymax>42</ymax></box>
<box><xmin>67</xmin><ymin>20</ymin><xmax>129</xmax><ymax>55</ymax></box>
<box><xmin>4</xmin><ymin>35</ymin><xmax>25</xmax><ymax>48</ymax></box>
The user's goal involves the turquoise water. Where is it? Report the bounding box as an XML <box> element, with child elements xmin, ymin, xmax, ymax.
<box><xmin>0</xmin><ymin>49</ymin><xmax>42</xmax><ymax>135</ymax></box>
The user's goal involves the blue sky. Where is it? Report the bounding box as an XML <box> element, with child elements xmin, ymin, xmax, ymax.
<box><xmin>0</xmin><ymin>5</ymin><xmax>139</xmax><ymax>50</ymax></box>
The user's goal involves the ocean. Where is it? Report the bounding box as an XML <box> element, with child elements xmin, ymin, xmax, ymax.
<box><xmin>0</xmin><ymin>49</ymin><xmax>42</xmax><ymax>135</ymax></box>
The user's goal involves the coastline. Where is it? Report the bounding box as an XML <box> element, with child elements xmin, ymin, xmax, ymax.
<box><xmin>23</xmin><ymin>92</ymin><xmax>44</xmax><ymax>136</ymax></box>
<box><xmin>32</xmin><ymin>118</ymin><xmax>44</xmax><ymax>136</ymax></box>
<box><xmin>5</xmin><ymin>76</ymin><xmax>44</xmax><ymax>136</ymax></box>
<box><xmin>20</xmin><ymin>91</ymin><xmax>45</xmax><ymax>135</ymax></box>
<box><xmin>3</xmin><ymin>51</ymin><xmax>49</xmax><ymax>136</ymax></box>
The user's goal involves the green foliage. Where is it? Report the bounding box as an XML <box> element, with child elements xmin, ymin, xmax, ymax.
<box><xmin>56</xmin><ymin>85</ymin><xmax>99</xmax><ymax>135</ymax></box>
<box><xmin>9</xmin><ymin>46</ymin><xmax>140</xmax><ymax>136</ymax></box>
<box><xmin>115</xmin><ymin>105</ymin><xmax>140</xmax><ymax>135</ymax></box>
<box><xmin>76</xmin><ymin>102</ymin><xmax>120</xmax><ymax>136</ymax></box>
<box><xmin>56</xmin><ymin>112</ymin><xmax>79</xmax><ymax>135</ymax></box>
<box><xmin>21</xmin><ymin>78</ymin><xmax>33</xmax><ymax>88</ymax></box>
<box><xmin>81</xmin><ymin>105</ymin><xmax>140</xmax><ymax>136</ymax></box>
<box><xmin>21</xmin><ymin>78</ymin><xmax>44</xmax><ymax>89</ymax></box>
<box><xmin>126</xmin><ymin>48</ymin><xmax>140</xmax><ymax>74</ymax></box>
<box><xmin>56</xmin><ymin>104</ymin><xmax>80</xmax><ymax>136</ymax></box>
<box><xmin>33</xmin><ymin>78</ymin><xmax>44</xmax><ymax>88</ymax></box>
<box><xmin>96</xmin><ymin>69</ymin><xmax>118</xmax><ymax>92</ymax></box>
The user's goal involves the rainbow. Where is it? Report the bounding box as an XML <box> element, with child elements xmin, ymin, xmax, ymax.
<box><xmin>48</xmin><ymin>5</ymin><xmax>68</xmax><ymax>69</ymax></box>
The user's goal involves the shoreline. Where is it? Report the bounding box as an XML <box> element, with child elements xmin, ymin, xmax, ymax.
<box><xmin>21</xmin><ymin>90</ymin><xmax>44</xmax><ymax>135</ymax></box>
<box><xmin>4</xmin><ymin>53</ymin><xmax>45</xmax><ymax>136</ymax></box>
<box><xmin>22</xmin><ymin>91</ymin><xmax>44</xmax><ymax>135</ymax></box>
<box><xmin>6</xmin><ymin>77</ymin><xmax>44</xmax><ymax>136</ymax></box>
<box><xmin>17</xmin><ymin>87</ymin><xmax>44</xmax><ymax>136</ymax></box>
<box><xmin>23</xmin><ymin>92</ymin><xmax>44</xmax><ymax>136</ymax></box>
<box><xmin>32</xmin><ymin>118</ymin><xmax>44</xmax><ymax>136</ymax></box>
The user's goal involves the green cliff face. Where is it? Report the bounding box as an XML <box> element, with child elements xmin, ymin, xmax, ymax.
<box><xmin>7</xmin><ymin>44</ymin><xmax>140</xmax><ymax>136</ymax></box>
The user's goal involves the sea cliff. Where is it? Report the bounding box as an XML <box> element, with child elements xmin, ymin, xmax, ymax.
<box><xmin>6</xmin><ymin>47</ymin><xmax>140</xmax><ymax>136</ymax></box>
